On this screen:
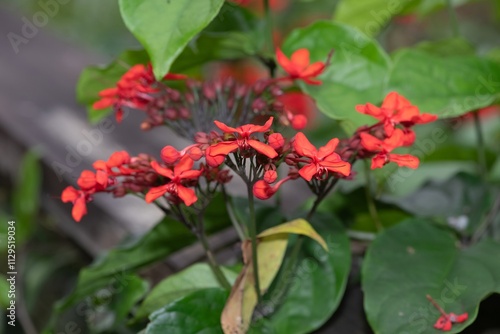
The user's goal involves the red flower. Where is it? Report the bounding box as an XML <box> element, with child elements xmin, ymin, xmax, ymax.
<box><xmin>293</xmin><ymin>132</ymin><xmax>351</xmax><ymax>181</ymax></box>
<box><xmin>356</xmin><ymin>92</ymin><xmax>437</xmax><ymax>136</ymax></box>
<box><xmin>145</xmin><ymin>156</ymin><xmax>202</xmax><ymax>206</ymax></box>
<box><xmin>276</xmin><ymin>48</ymin><xmax>326</xmax><ymax>85</ymax></box>
<box><xmin>276</xmin><ymin>91</ymin><xmax>317</xmax><ymax>130</ymax></box>
<box><xmin>253</xmin><ymin>177</ymin><xmax>291</xmax><ymax>200</ymax></box>
<box><xmin>93</xmin><ymin>64</ymin><xmax>186</xmax><ymax>122</ymax></box>
<box><xmin>360</xmin><ymin>129</ymin><xmax>419</xmax><ymax>169</ymax></box>
<box><xmin>61</xmin><ymin>186</ymin><xmax>89</xmax><ymax>222</ymax></box>
<box><xmin>209</xmin><ymin>117</ymin><xmax>278</xmax><ymax>163</ymax></box>
<box><xmin>427</xmin><ymin>295</ymin><xmax>468</xmax><ymax>332</ymax></box>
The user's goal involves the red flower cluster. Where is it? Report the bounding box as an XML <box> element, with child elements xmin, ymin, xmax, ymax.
<box><xmin>348</xmin><ymin>92</ymin><xmax>438</xmax><ymax>169</ymax></box>
<box><xmin>93</xmin><ymin>63</ymin><xmax>186</xmax><ymax>123</ymax></box>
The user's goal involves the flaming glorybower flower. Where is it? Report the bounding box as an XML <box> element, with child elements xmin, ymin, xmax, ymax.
<box><xmin>426</xmin><ymin>295</ymin><xmax>468</xmax><ymax>332</ymax></box>
<box><xmin>275</xmin><ymin>48</ymin><xmax>326</xmax><ymax>85</ymax></box>
<box><xmin>209</xmin><ymin>117</ymin><xmax>278</xmax><ymax>164</ymax></box>
<box><xmin>292</xmin><ymin>132</ymin><xmax>351</xmax><ymax>181</ymax></box>
<box><xmin>275</xmin><ymin>91</ymin><xmax>317</xmax><ymax>130</ymax></box>
<box><xmin>145</xmin><ymin>156</ymin><xmax>203</xmax><ymax>206</ymax></box>
<box><xmin>355</xmin><ymin>91</ymin><xmax>437</xmax><ymax>136</ymax></box>
<box><xmin>61</xmin><ymin>186</ymin><xmax>90</xmax><ymax>222</ymax></box>
<box><xmin>93</xmin><ymin>64</ymin><xmax>186</xmax><ymax>122</ymax></box>
<box><xmin>360</xmin><ymin>128</ymin><xmax>419</xmax><ymax>169</ymax></box>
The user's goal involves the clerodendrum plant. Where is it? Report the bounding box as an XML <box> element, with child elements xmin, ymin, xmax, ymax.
<box><xmin>53</xmin><ymin>0</ymin><xmax>500</xmax><ymax>333</ymax></box>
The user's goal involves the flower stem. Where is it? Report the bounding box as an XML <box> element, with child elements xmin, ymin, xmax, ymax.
<box><xmin>473</xmin><ymin>111</ymin><xmax>488</xmax><ymax>180</ymax></box>
<box><xmin>364</xmin><ymin>160</ymin><xmax>383</xmax><ymax>232</ymax></box>
<box><xmin>222</xmin><ymin>185</ymin><xmax>247</xmax><ymax>241</ymax></box>
<box><xmin>426</xmin><ymin>294</ymin><xmax>448</xmax><ymax>317</ymax></box>
<box><xmin>197</xmin><ymin>225</ymin><xmax>232</xmax><ymax>290</ymax></box>
<box><xmin>471</xmin><ymin>195</ymin><xmax>500</xmax><ymax>243</ymax></box>
<box><xmin>247</xmin><ymin>183</ymin><xmax>262</xmax><ymax>302</ymax></box>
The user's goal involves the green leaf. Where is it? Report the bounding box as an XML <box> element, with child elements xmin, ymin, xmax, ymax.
<box><xmin>76</xmin><ymin>49</ymin><xmax>149</xmax><ymax>123</ymax></box>
<box><xmin>136</xmin><ymin>263</ymin><xmax>238</xmax><ymax>320</ymax></box>
<box><xmin>88</xmin><ymin>274</ymin><xmax>149</xmax><ymax>332</ymax></box>
<box><xmin>12</xmin><ymin>151</ymin><xmax>41</xmax><ymax>243</ymax></box>
<box><xmin>146</xmin><ymin>288</ymin><xmax>228</xmax><ymax>334</ymax></box>
<box><xmin>387</xmin><ymin>49</ymin><xmax>500</xmax><ymax>118</ymax></box>
<box><xmin>119</xmin><ymin>0</ymin><xmax>225</xmax><ymax>79</ymax></box>
<box><xmin>414</xmin><ymin>38</ymin><xmax>475</xmax><ymax>57</ymax></box>
<box><xmin>252</xmin><ymin>214</ymin><xmax>351</xmax><ymax>334</ymax></box>
<box><xmin>281</xmin><ymin>21</ymin><xmax>391</xmax><ymax>133</ymax></box>
<box><xmin>334</xmin><ymin>0</ymin><xmax>407</xmax><ymax>36</ymax></box>
<box><xmin>362</xmin><ymin>218</ymin><xmax>500</xmax><ymax>334</ymax></box>
<box><xmin>51</xmin><ymin>217</ymin><xmax>195</xmax><ymax>319</ymax></box>
<box><xmin>0</xmin><ymin>274</ymin><xmax>9</xmax><ymax>308</ymax></box>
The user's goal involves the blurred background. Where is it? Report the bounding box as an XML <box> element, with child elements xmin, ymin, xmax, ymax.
<box><xmin>0</xmin><ymin>0</ymin><xmax>499</xmax><ymax>333</ymax></box>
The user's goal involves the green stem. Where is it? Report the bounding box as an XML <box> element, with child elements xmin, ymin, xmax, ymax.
<box><xmin>446</xmin><ymin>0</ymin><xmax>460</xmax><ymax>38</ymax></box>
<box><xmin>471</xmin><ymin>195</ymin><xmax>500</xmax><ymax>243</ymax></box>
<box><xmin>197</xmin><ymin>228</ymin><xmax>232</xmax><ymax>290</ymax></box>
<box><xmin>473</xmin><ymin>111</ymin><xmax>488</xmax><ymax>180</ymax></box>
<box><xmin>222</xmin><ymin>186</ymin><xmax>247</xmax><ymax>241</ymax></box>
<box><xmin>248</xmin><ymin>183</ymin><xmax>262</xmax><ymax>303</ymax></box>
<box><xmin>364</xmin><ymin>161</ymin><xmax>383</xmax><ymax>232</ymax></box>
<box><xmin>264</xmin><ymin>0</ymin><xmax>273</xmax><ymax>52</ymax></box>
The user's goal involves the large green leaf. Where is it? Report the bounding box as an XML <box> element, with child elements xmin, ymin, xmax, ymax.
<box><xmin>251</xmin><ymin>214</ymin><xmax>351</xmax><ymax>334</ymax></box>
<box><xmin>387</xmin><ymin>49</ymin><xmax>500</xmax><ymax>118</ymax></box>
<box><xmin>119</xmin><ymin>0</ymin><xmax>225</xmax><ymax>79</ymax></box>
<box><xmin>145</xmin><ymin>288</ymin><xmax>228</xmax><ymax>334</ymax></box>
<box><xmin>363</xmin><ymin>218</ymin><xmax>500</xmax><ymax>334</ymax></box>
<box><xmin>281</xmin><ymin>21</ymin><xmax>391</xmax><ymax>133</ymax></box>
<box><xmin>135</xmin><ymin>263</ymin><xmax>238</xmax><ymax>320</ymax></box>
<box><xmin>334</xmin><ymin>0</ymin><xmax>409</xmax><ymax>36</ymax></box>
<box><xmin>51</xmin><ymin>217</ymin><xmax>195</xmax><ymax>317</ymax></box>
<box><xmin>76</xmin><ymin>49</ymin><xmax>149</xmax><ymax>123</ymax></box>
<box><xmin>12</xmin><ymin>151</ymin><xmax>41</xmax><ymax>243</ymax></box>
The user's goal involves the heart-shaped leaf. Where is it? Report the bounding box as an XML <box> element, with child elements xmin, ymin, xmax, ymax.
<box><xmin>119</xmin><ymin>0</ymin><xmax>225</xmax><ymax>79</ymax></box>
<box><xmin>363</xmin><ymin>218</ymin><xmax>500</xmax><ymax>333</ymax></box>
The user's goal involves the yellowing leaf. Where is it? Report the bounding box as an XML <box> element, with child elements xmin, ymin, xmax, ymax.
<box><xmin>258</xmin><ymin>218</ymin><xmax>328</xmax><ymax>251</ymax></box>
<box><xmin>221</xmin><ymin>219</ymin><xmax>327</xmax><ymax>333</ymax></box>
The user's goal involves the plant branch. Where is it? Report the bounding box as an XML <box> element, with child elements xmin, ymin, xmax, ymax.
<box><xmin>471</xmin><ymin>194</ymin><xmax>500</xmax><ymax>243</ymax></box>
<box><xmin>221</xmin><ymin>185</ymin><xmax>247</xmax><ymax>241</ymax></box>
<box><xmin>364</xmin><ymin>160</ymin><xmax>383</xmax><ymax>232</ymax></box>
<box><xmin>446</xmin><ymin>0</ymin><xmax>460</xmax><ymax>38</ymax></box>
<box><xmin>473</xmin><ymin>111</ymin><xmax>488</xmax><ymax>180</ymax></box>
<box><xmin>247</xmin><ymin>182</ymin><xmax>262</xmax><ymax>303</ymax></box>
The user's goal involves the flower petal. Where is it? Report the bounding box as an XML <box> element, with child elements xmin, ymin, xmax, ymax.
<box><xmin>72</xmin><ymin>197</ymin><xmax>87</xmax><ymax>222</ymax></box>
<box><xmin>371</xmin><ymin>154</ymin><xmax>387</xmax><ymax>169</ymax></box>
<box><xmin>174</xmin><ymin>155</ymin><xmax>195</xmax><ymax>176</ymax></box>
<box><xmin>176</xmin><ymin>185</ymin><xmax>198</xmax><ymax>206</ymax></box>
<box><xmin>360</xmin><ymin>132</ymin><xmax>383</xmax><ymax>152</ymax></box>
<box><xmin>293</xmin><ymin>132</ymin><xmax>317</xmax><ymax>157</ymax></box>
<box><xmin>298</xmin><ymin>163</ymin><xmax>317</xmax><ymax>182</ymax></box>
<box><xmin>318</xmin><ymin>138</ymin><xmax>339</xmax><ymax>160</ymax></box>
<box><xmin>61</xmin><ymin>186</ymin><xmax>79</xmax><ymax>203</ymax></box>
<box><xmin>248</xmin><ymin>140</ymin><xmax>278</xmax><ymax>158</ymax></box>
<box><xmin>388</xmin><ymin>154</ymin><xmax>419</xmax><ymax>168</ymax></box>
<box><xmin>246</xmin><ymin>117</ymin><xmax>274</xmax><ymax>134</ymax></box>
<box><xmin>214</xmin><ymin>120</ymin><xmax>239</xmax><ymax>134</ymax></box>
<box><xmin>209</xmin><ymin>141</ymin><xmax>239</xmax><ymax>157</ymax></box>
<box><xmin>151</xmin><ymin>161</ymin><xmax>174</xmax><ymax>179</ymax></box>
<box><xmin>291</xmin><ymin>48</ymin><xmax>310</xmax><ymax>70</ymax></box>
<box><xmin>145</xmin><ymin>184</ymin><xmax>169</xmax><ymax>203</ymax></box>
<box><xmin>301</xmin><ymin>61</ymin><xmax>325</xmax><ymax>77</ymax></box>
<box><xmin>276</xmin><ymin>48</ymin><xmax>295</xmax><ymax>74</ymax></box>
